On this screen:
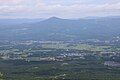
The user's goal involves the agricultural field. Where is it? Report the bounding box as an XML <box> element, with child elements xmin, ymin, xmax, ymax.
<box><xmin>42</xmin><ymin>43</ymin><xmax>116</xmax><ymax>52</ymax></box>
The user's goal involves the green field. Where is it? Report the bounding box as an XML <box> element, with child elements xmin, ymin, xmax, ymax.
<box><xmin>42</xmin><ymin>43</ymin><xmax>111</xmax><ymax>52</ymax></box>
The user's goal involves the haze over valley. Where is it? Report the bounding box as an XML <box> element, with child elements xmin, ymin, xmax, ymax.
<box><xmin>0</xmin><ymin>0</ymin><xmax>120</xmax><ymax>80</ymax></box>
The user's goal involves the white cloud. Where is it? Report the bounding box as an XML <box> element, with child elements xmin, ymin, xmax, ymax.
<box><xmin>0</xmin><ymin>0</ymin><xmax>120</xmax><ymax>18</ymax></box>
<box><xmin>0</xmin><ymin>0</ymin><xmax>25</xmax><ymax>5</ymax></box>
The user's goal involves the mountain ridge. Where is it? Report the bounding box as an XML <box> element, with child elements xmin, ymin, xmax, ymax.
<box><xmin>0</xmin><ymin>16</ymin><xmax>120</xmax><ymax>41</ymax></box>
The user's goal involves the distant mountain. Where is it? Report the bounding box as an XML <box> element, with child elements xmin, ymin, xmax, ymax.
<box><xmin>0</xmin><ymin>17</ymin><xmax>120</xmax><ymax>41</ymax></box>
<box><xmin>84</xmin><ymin>16</ymin><xmax>120</xmax><ymax>19</ymax></box>
<box><xmin>0</xmin><ymin>18</ymin><xmax>44</xmax><ymax>26</ymax></box>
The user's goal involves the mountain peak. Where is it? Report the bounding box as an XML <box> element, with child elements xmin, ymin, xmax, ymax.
<box><xmin>48</xmin><ymin>17</ymin><xmax>62</xmax><ymax>20</ymax></box>
<box><xmin>41</xmin><ymin>17</ymin><xmax>64</xmax><ymax>22</ymax></box>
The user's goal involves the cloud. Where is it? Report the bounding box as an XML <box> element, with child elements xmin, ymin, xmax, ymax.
<box><xmin>0</xmin><ymin>0</ymin><xmax>120</xmax><ymax>18</ymax></box>
<box><xmin>0</xmin><ymin>0</ymin><xmax>33</xmax><ymax>14</ymax></box>
<box><xmin>0</xmin><ymin>0</ymin><xmax>25</xmax><ymax>5</ymax></box>
<box><xmin>34</xmin><ymin>0</ymin><xmax>120</xmax><ymax>18</ymax></box>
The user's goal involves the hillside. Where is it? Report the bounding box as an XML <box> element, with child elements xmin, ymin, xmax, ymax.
<box><xmin>0</xmin><ymin>17</ymin><xmax>120</xmax><ymax>41</ymax></box>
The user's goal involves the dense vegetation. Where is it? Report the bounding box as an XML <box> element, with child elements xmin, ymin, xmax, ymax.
<box><xmin>0</xmin><ymin>59</ymin><xmax>120</xmax><ymax>80</ymax></box>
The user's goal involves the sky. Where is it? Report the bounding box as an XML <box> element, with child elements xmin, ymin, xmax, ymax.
<box><xmin>0</xmin><ymin>0</ymin><xmax>120</xmax><ymax>19</ymax></box>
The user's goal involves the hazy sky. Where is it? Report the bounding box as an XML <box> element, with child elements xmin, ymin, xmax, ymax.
<box><xmin>0</xmin><ymin>0</ymin><xmax>120</xmax><ymax>19</ymax></box>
